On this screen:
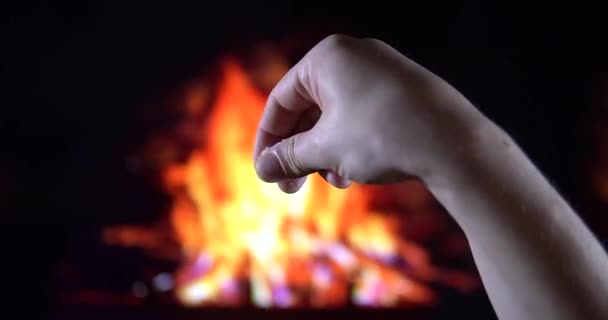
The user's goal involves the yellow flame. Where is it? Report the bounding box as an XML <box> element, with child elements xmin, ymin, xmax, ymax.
<box><xmin>111</xmin><ymin>57</ymin><xmax>441</xmax><ymax>308</ymax></box>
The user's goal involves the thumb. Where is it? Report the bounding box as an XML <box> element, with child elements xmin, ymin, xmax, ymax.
<box><xmin>255</xmin><ymin>130</ymin><xmax>352</xmax><ymax>193</ymax></box>
<box><xmin>255</xmin><ymin>130</ymin><xmax>320</xmax><ymax>184</ymax></box>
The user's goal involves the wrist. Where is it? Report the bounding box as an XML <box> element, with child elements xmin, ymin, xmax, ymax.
<box><xmin>414</xmin><ymin>113</ymin><xmax>554</xmax><ymax>227</ymax></box>
<box><xmin>414</xmin><ymin>111</ymin><xmax>508</xmax><ymax>190</ymax></box>
<box><xmin>411</xmin><ymin>115</ymin><xmax>522</xmax><ymax>218</ymax></box>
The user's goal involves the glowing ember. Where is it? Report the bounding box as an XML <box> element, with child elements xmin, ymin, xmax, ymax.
<box><xmin>103</xmin><ymin>56</ymin><xmax>477</xmax><ymax>308</ymax></box>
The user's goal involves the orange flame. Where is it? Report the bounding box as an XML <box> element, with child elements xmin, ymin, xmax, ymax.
<box><xmin>156</xmin><ymin>58</ymin><xmax>436</xmax><ymax>308</ymax></box>
<box><xmin>103</xmin><ymin>56</ymin><xmax>479</xmax><ymax>308</ymax></box>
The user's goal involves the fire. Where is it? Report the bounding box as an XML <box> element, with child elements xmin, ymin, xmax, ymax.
<box><xmin>103</xmin><ymin>55</ymin><xmax>478</xmax><ymax>308</ymax></box>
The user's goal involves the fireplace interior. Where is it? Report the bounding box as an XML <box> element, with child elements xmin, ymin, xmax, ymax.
<box><xmin>48</xmin><ymin>32</ymin><xmax>490</xmax><ymax>319</ymax></box>
<box><xmin>4</xmin><ymin>2</ymin><xmax>608</xmax><ymax>320</ymax></box>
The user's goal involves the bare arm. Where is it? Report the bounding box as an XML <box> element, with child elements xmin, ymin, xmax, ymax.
<box><xmin>253</xmin><ymin>34</ymin><xmax>608</xmax><ymax>319</ymax></box>
<box><xmin>423</xmin><ymin>120</ymin><xmax>608</xmax><ymax>319</ymax></box>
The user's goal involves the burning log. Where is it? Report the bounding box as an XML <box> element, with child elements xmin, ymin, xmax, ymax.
<box><xmin>101</xmin><ymin>50</ymin><xmax>480</xmax><ymax>309</ymax></box>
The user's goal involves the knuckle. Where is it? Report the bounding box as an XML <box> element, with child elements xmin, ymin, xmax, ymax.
<box><xmin>320</xmin><ymin>33</ymin><xmax>354</xmax><ymax>51</ymax></box>
<box><xmin>289</xmin><ymin>135</ymin><xmax>307</xmax><ymax>175</ymax></box>
<box><xmin>362</xmin><ymin>37</ymin><xmax>385</xmax><ymax>46</ymax></box>
<box><xmin>277</xmin><ymin>137</ymin><xmax>306</xmax><ymax>177</ymax></box>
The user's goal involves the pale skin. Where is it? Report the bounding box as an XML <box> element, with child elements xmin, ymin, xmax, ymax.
<box><xmin>252</xmin><ymin>34</ymin><xmax>608</xmax><ymax>319</ymax></box>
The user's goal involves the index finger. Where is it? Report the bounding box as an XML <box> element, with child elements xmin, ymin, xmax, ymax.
<box><xmin>253</xmin><ymin>58</ymin><xmax>316</xmax><ymax>161</ymax></box>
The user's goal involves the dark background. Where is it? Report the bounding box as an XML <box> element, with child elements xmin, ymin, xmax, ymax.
<box><xmin>2</xmin><ymin>1</ymin><xmax>607</xmax><ymax>319</ymax></box>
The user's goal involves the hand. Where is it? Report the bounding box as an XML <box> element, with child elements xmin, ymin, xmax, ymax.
<box><xmin>253</xmin><ymin>34</ymin><xmax>488</xmax><ymax>193</ymax></box>
<box><xmin>253</xmin><ymin>34</ymin><xmax>608</xmax><ymax>319</ymax></box>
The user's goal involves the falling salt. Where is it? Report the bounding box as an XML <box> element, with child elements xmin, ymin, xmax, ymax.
<box><xmin>152</xmin><ymin>273</ymin><xmax>174</xmax><ymax>292</ymax></box>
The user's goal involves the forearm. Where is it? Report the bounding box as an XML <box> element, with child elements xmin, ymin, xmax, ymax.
<box><xmin>421</xmin><ymin>120</ymin><xmax>608</xmax><ymax>319</ymax></box>
<box><xmin>252</xmin><ymin>34</ymin><xmax>606</xmax><ymax>317</ymax></box>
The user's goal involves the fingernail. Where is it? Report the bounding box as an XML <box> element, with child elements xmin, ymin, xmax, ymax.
<box><xmin>256</xmin><ymin>150</ymin><xmax>284</xmax><ymax>182</ymax></box>
<box><xmin>279</xmin><ymin>177</ymin><xmax>306</xmax><ymax>194</ymax></box>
